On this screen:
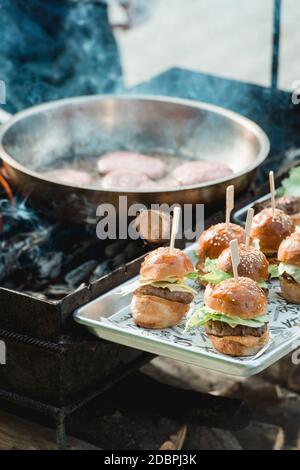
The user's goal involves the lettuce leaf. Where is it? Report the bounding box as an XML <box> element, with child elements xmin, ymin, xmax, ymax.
<box><xmin>185</xmin><ymin>271</ymin><xmax>199</xmax><ymax>281</ymax></box>
<box><xmin>268</xmin><ymin>264</ymin><xmax>279</xmax><ymax>279</ymax></box>
<box><xmin>281</xmin><ymin>166</ymin><xmax>300</xmax><ymax>197</ymax></box>
<box><xmin>258</xmin><ymin>280</ymin><xmax>268</xmax><ymax>289</ymax></box>
<box><xmin>185</xmin><ymin>306</ymin><xmax>269</xmax><ymax>331</ymax></box>
<box><xmin>200</xmin><ymin>258</ymin><xmax>232</xmax><ymax>285</ymax></box>
<box><xmin>201</xmin><ymin>258</ymin><xmax>267</xmax><ymax>287</ymax></box>
<box><xmin>278</xmin><ymin>263</ymin><xmax>300</xmax><ymax>283</ymax></box>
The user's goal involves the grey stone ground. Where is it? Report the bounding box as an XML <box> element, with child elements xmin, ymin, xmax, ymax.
<box><xmin>111</xmin><ymin>0</ymin><xmax>299</xmax><ymax>91</ymax></box>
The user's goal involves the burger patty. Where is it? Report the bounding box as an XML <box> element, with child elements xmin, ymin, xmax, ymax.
<box><xmin>134</xmin><ymin>285</ymin><xmax>193</xmax><ymax>304</ymax></box>
<box><xmin>205</xmin><ymin>320</ymin><xmax>268</xmax><ymax>337</ymax></box>
<box><xmin>281</xmin><ymin>272</ymin><xmax>296</xmax><ymax>283</ymax></box>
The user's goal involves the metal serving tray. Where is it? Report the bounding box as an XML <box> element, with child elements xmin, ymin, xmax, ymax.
<box><xmin>74</xmin><ymin>243</ymin><xmax>300</xmax><ymax>377</ymax></box>
<box><xmin>233</xmin><ymin>193</ymin><xmax>271</xmax><ymax>225</ymax></box>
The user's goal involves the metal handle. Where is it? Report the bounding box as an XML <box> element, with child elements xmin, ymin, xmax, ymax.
<box><xmin>0</xmin><ymin>108</ymin><xmax>12</xmax><ymax>124</ymax></box>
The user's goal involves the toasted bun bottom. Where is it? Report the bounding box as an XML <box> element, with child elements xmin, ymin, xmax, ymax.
<box><xmin>208</xmin><ymin>329</ymin><xmax>269</xmax><ymax>356</ymax></box>
<box><xmin>131</xmin><ymin>294</ymin><xmax>189</xmax><ymax>329</ymax></box>
<box><xmin>279</xmin><ymin>276</ymin><xmax>300</xmax><ymax>304</ymax></box>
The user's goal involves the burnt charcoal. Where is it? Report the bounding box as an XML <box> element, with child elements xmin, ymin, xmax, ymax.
<box><xmin>124</xmin><ymin>242</ymin><xmax>142</xmax><ymax>259</ymax></box>
<box><xmin>0</xmin><ymin>243</ymin><xmax>19</xmax><ymax>281</ymax></box>
<box><xmin>65</xmin><ymin>260</ymin><xmax>98</xmax><ymax>288</ymax></box>
<box><xmin>111</xmin><ymin>253</ymin><xmax>127</xmax><ymax>269</ymax></box>
<box><xmin>124</xmin><ymin>242</ymin><xmax>148</xmax><ymax>260</ymax></box>
<box><xmin>37</xmin><ymin>252</ymin><xmax>63</xmax><ymax>280</ymax></box>
<box><xmin>0</xmin><ymin>199</ymin><xmax>44</xmax><ymax>238</ymax></box>
<box><xmin>104</xmin><ymin>240</ymin><xmax>128</xmax><ymax>258</ymax></box>
<box><xmin>90</xmin><ymin>262</ymin><xmax>110</xmax><ymax>282</ymax></box>
<box><xmin>0</xmin><ymin>195</ymin><xmax>151</xmax><ymax>298</ymax></box>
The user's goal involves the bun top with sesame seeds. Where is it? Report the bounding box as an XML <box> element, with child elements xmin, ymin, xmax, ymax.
<box><xmin>204</xmin><ymin>276</ymin><xmax>268</xmax><ymax>319</ymax></box>
<box><xmin>140</xmin><ymin>247</ymin><xmax>194</xmax><ymax>281</ymax></box>
<box><xmin>197</xmin><ymin>223</ymin><xmax>245</xmax><ymax>262</ymax></box>
<box><xmin>217</xmin><ymin>244</ymin><xmax>269</xmax><ymax>283</ymax></box>
<box><xmin>251</xmin><ymin>208</ymin><xmax>295</xmax><ymax>255</ymax></box>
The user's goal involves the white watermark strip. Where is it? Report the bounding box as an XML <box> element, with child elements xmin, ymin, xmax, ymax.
<box><xmin>0</xmin><ymin>340</ymin><xmax>6</xmax><ymax>365</ymax></box>
<box><xmin>291</xmin><ymin>80</ymin><xmax>300</xmax><ymax>105</ymax></box>
<box><xmin>96</xmin><ymin>197</ymin><xmax>204</xmax><ymax>241</ymax></box>
<box><xmin>0</xmin><ymin>80</ymin><xmax>6</xmax><ymax>105</ymax></box>
<box><xmin>291</xmin><ymin>338</ymin><xmax>300</xmax><ymax>365</ymax></box>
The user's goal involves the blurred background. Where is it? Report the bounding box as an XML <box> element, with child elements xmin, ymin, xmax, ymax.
<box><xmin>109</xmin><ymin>0</ymin><xmax>299</xmax><ymax>90</ymax></box>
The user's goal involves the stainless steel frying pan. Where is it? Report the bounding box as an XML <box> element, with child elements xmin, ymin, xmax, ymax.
<box><xmin>0</xmin><ymin>95</ymin><xmax>269</xmax><ymax>224</ymax></box>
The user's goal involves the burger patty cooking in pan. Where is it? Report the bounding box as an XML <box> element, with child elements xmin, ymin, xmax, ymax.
<box><xmin>205</xmin><ymin>320</ymin><xmax>268</xmax><ymax>338</ymax></box>
<box><xmin>134</xmin><ymin>285</ymin><xmax>194</xmax><ymax>304</ymax></box>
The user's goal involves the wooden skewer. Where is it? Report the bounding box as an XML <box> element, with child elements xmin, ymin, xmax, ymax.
<box><xmin>245</xmin><ymin>208</ymin><xmax>254</xmax><ymax>248</ymax></box>
<box><xmin>226</xmin><ymin>185</ymin><xmax>234</xmax><ymax>230</ymax></box>
<box><xmin>170</xmin><ymin>206</ymin><xmax>181</xmax><ymax>251</ymax></box>
<box><xmin>230</xmin><ymin>239</ymin><xmax>240</xmax><ymax>282</ymax></box>
<box><xmin>269</xmin><ymin>171</ymin><xmax>276</xmax><ymax>216</ymax></box>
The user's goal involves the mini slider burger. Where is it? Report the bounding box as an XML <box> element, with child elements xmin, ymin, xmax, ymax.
<box><xmin>197</xmin><ymin>223</ymin><xmax>245</xmax><ymax>279</ymax></box>
<box><xmin>122</xmin><ymin>247</ymin><xmax>197</xmax><ymax>329</ymax></box>
<box><xmin>276</xmin><ymin>232</ymin><xmax>300</xmax><ymax>304</ymax></box>
<box><xmin>251</xmin><ymin>172</ymin><xmax>295</xmax><ymax>263</ymax></box>
<box><xmin>186</xmin><ymin>241</ymin><xmax>269</xmax><ymax>356</ymax></box>
<box><xmin>251</xmin><ymin>208</ymin><xmax>295</xmax><ymax>262</ymax></box>
<box><xmin>200</xmin><ymin>244</ymin><xmax>269</xmax><ymax>288</ymax></box>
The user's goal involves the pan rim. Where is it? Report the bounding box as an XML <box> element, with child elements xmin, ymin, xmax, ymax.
<box><xmin>0</xmin><ymin>94</ymin><xmax>270</xmax><ymax>194</ymax></box>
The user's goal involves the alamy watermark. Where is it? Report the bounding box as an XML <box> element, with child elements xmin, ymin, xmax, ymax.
<box><xmin>0</xmin><ymin>340</ymin><xmax>6</xmax><ymax>365</ymax></box>
<box><xmin>291</xmin><ymin>80</ymin><xmax>300</xmax><ymax>105</ymax></box>
<box><xmin>0</xmin><ymin>80</ymin><xmax>6</xmax><ymax>105</ymax></box>
<box><xmin>291</xmin><ymin>338</ymin><xmax>300</xmax><ymax>365</ymax></box>
<box><xmin>95</xmin><ymin>198</ymin><xmax>204</xmax><ymax>241</ymax></box>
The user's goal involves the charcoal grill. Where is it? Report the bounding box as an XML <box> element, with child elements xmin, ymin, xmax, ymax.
<box><xmin>0</xmin><ymin>0</ymin><xmax>299</xmax><ymax>450</ymax></box>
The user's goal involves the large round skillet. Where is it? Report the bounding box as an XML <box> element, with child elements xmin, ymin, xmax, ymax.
<box><xmin>0</xmin><ymin>95</ymin><xmax>269</xmax><ymax>224</ymax></box>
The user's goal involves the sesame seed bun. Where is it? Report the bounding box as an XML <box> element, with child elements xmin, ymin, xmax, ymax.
<box><xmin>197</xmin><ymin>223</ymin><xmax>245</xmax><ymax>262</ymax></box>
<box><xmin>204</xmin><ymin>277</ymin><xmax>268</xmax><ymax>319</ymax></box>
<box><xmin>278</xmin><ymin>232</ymin><xmax>300</xmax><ymax>266</ymax></box>
<box><xmin>140</xmin><ymin>247</ymin><xmax>193</xmax><ymax>281</ymax></box>
<box><xmin>251</xmin><ymin>208</ymin><xmax>295</xmax><ymax>255</ymax></box>
<box><xmin>217</xmin><ymin>244</ymin><xmax>269</xmax><ymax>283</ymax></box>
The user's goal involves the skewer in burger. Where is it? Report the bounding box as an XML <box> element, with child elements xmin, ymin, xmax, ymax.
<box><xmin>197</xmin><ymin>222</ymin><xmax>245</xmax><ymax>282</ymax></box>
<box><xmin>122</xmin><ymin>247</ymin><xmax>197</xmax><ymax>328</ymax></box>
<box><xmin>200</xmin><ymin>244</ymin><xmax>269</xmax><ymax>288</ymax></box>
<box><xmin>254</xmin><ymin>196</ymin><xmax>300</xmax><ymax>227</ymax></box>
<box><xmin>251</xmin><ymin>208</ymin><xmax>295</xmax><ymax>262</ymax></box>
<box><xmin>251</xmin><ymin>172</ymin><xmax>295</xmax><ymax>263</ymax></box>
<box><xmin>276</xmin><ymin>232</ymin><xmax>300</xmax><ymax>304</ymax></box>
